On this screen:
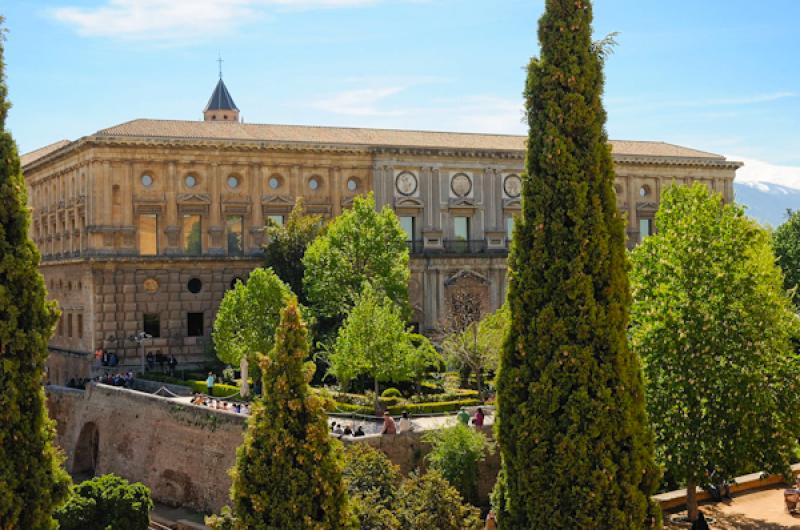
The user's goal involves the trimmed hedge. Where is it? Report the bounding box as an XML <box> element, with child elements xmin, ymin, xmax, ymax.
<box><xmin>138</xmin><ymin>372</ymin><xmax>191</xmax><ymax>387</ymax></box>
<box><xmin>190</xmin><ymin>381</ymin><xmax>240</xmax><ymax>398</ymax></box>
<box><xmin>331</xmin><ymin>402</ymin><xmax>374</xmax><ymax>415</ymax></box>
<box><xmin>387</xmin><ymin>399</ymin><xmax>480</xmax><ymax>415</ymax></box>
<box><xmin>381</xmin><ymin>388</ymin><xmax>402</xmax><ymax>398</ymax></box>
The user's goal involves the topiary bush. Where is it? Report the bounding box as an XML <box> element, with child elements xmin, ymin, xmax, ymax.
<box><xmin>381</xmin><ymin>388</ymin><xmax>402</xmax><ymax>398</ymax></box>
<box><xmin>55</xmin><ymin>474</ymin><xmax>153</xmax><ymax>530</ymax></box>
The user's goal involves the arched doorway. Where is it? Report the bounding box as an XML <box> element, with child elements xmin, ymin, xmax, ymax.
<box><xmin>72</xmin><ymin>422</ymin><xmax>99</xmax><ymax>478</ymax></box>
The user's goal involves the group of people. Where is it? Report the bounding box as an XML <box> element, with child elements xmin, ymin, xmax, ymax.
<box><xmin>330</xmin><ymin>421</ymin><xmax>366</xmax><ymax>438</ymax></box>
<box><xmin>145</xmin><ymin>351</ymin><xmax>179</xmax><ymax>376</ymax></box>
<box><xmin>380</xmin><ymin>411</ymin><xmax>415</xmax><ymax>435</ymax></box>
<box><xmin>98</xmin><ymin>371</ymin><xmax>135</xmax><ymax>388</ymax></box>
<box><xmin>458</xmin><ymin>406</ymin><xmax>486</xmax><ymax>429</ymax></box>
<box><xmin>189</xmin><ymin>393</ymin><xmax>250</xmax><ymax>415</ymax></box>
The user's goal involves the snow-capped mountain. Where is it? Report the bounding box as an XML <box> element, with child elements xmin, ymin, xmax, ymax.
<box><xmin>729</xmin><ymin>156</ymin><xmax>800</xmax><ymax>227</ymax></box>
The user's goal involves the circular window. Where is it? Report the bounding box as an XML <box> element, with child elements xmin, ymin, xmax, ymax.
<box><xmin>639</xmin><ymin>185</ymin><xmax>651</xmax><ymax>198</ymax></box>
<box><xmin>308</xmin><ymin>177</ymin><xmax>319</xmax><ymax>191</ymax></box>
<box><xmin>230</xmin><ymin>276</ymin><xmax>244</xmax><ymax>290</ymax></box>
<box><xmin>228</xmin><ymin>176</ymin><xmax>240</xmax><ymax>189</ymax></box>
<box><xmin>141</xmin><ymin>174</ymin><xmax>154</xmax><ymax>187</ymax></box>
<box><xmin>268</xmin><ymin>176</ymin><xmax>281</xmax><ymax>190</ymax></box>
<box><xmin>451</xmin><ymin>173</ymin><xmax>472</xmax><ymax>198</ymax></box>
<box><xmin>503</xmin><ymin>174</ymin><xmax>522</xmax><ymax>198</ymax></box>
<box><xmin>185</xmin><ymin>174</ymin><xmax>197</xmax><ymax>188</ymax></box>
<box><xmin>187</xmin><ymin>278</ymin><xmax>203</xmax><ymax>294</ymax></box>
<box><xmin>143</xmin><ymin>278</ymin><xmax>159</xmax><ymax>293</ymax></box>
<box><xmin>347</xmin><ymin>178</ymin><xmax>358</xmax><ymax>192</ymax></box>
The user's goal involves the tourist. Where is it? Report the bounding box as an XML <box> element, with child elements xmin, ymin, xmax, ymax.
<box><xmin>333</xmin><ymin>423</ymin><xmax>344</xmax><ymax>435</ymax></box>
<box><xmin>167</xmin><ymin>354</ymin><xmax>178</xmax><ymax>377</ymax></box>
<box><xmin>381</xmin><ymin>411</ymin><xmax>397</xmax><ymax>435</ymax></box>
<box><xmin>206</xmin><ymin>372</ymin><xmax>215</xmax><ymax>396</ymax></box>
<box><xmin>704</xmin><ymin>467</ymin><xmax>731</xmax><ymax>501</ymax></box>
<box><xmin>473</xmin><ymin>407</ymin><xmax>485</xmax><ymax>430</ymax></box>
<box><xmin>330</xmin><ymin>421</ymin><xmax>338</xmax><ymax>432</ymax></box>
<box><xmin>233</xmin><ymin>402</ymin><xmax>241</xmax><ymax>414</ymax></box>
<box><xmin>145</xmin><ymin>351</ymin><xmax>155</xmax><ymax>371</ymax></box>
<box><xmin>343</xmin><ymin>424</ymin><xmax>353</xmax><ymax>436</ymax></box>
<box><xmin>398</xmin><ymin>411</ymin><xmax>413</xmax><ymax>434</ymax></box>
<box><xmin>223</xmin><ymin>401</ymin><xmax>229</xmax><ymax>411</ymax></box>
<box><xmin>691</xmin><ymin>511</ymin><xmax>710</xmax><ymax>530</ymax></box>
<box><xmin>457</xmin><ymin>406</ymin><xmax>470</xmax><ymax>426</ymax></box>
<box><xmin>354</xmin><ymin>426</ymin><xmax>365</xmax><ymax>437</ymax></box>
<box><xmin>484</xmin><ymin>510</ymin><xmax>497</xmax><ymax>530</ymax></box>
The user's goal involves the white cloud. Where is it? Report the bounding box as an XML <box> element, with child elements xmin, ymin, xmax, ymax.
<box><xmin>50</xmin><ymin>0</ymin><xmax>395</xmax><ymax>42</ymax></box>
<box><xmin>730</xmin><ymin>155</ymin><xmax>800</xmax><ymax>191</ymax></box>
<box><xmin>311</xmin><ymin>86</ymin><xmax>409</xmax><ymax>117</ymax></box>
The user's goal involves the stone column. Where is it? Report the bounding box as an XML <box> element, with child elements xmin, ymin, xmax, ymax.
<box><xmin>208</xmin><ymin>162</ymin><xmax>224</xmax><ymax>254</ymax></box>
<box><xmin>249</xmin><ymin>164</ymin><xmax>265</xmax><ymax>254</ymax></box>
<box><xmin>165</xmin><ymin>161</ymin><xmax>180</xmax><ymax>254</ymax></box>
<box><xmin>331</xmin><ymin>167</ymin><xmax>341</xmax><ymax>216</ymax></box>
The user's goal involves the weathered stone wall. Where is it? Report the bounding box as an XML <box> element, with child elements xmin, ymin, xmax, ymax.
<box><xmin>47</xmin><ymin>384</ymin><xmax>501</xmax><ymax>513</ymax></box>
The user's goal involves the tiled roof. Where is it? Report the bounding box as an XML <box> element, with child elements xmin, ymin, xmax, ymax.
<box><xmin>93</xmin><ymin>119</ymin><xmax>726</xmax><ymax>159</ymax></box>
<box><xmin>20</xmin><ymin>139</ymin><xmax>71</xmax><ymax>167</ymax></box>
<box><xmin>204</xmin><ymin>79</ymin><xmax>238</xmax><ymax>112</ymax></box>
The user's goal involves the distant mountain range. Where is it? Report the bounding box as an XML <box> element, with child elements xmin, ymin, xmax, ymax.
<box><xmin>735</xmin><ymin>181</ymin><xmax>800</xmax><ymax>228</ymax></box>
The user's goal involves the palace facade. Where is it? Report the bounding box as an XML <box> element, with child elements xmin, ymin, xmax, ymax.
<box><xmin>21</xmin><ymin>79</ymin><xmax>742</xmax><ymax>384</ymax></box>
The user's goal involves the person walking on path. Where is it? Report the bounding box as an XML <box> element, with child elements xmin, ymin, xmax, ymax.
<box><xmin>381</xmin><ymin>411</ymin><xmax>397</xmax><ymax>435</ymax></box>
<box><xmin>457</xmin><ymin>406</ymin><xmax>470</xmax><ymax>426</ymax></box>
<box><xmin>206</xmin><ymin>372</ymin><xmax>216</xmax><ymax>396</ymax></box>
<box><xmin>473</xmin><ymin>407</ymin><xmax>485</xmax><ymax>430</ymax></box>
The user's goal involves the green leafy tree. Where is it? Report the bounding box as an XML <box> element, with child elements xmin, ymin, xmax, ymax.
<box><xmin>342</xmin><ymin>444</ymin><xmax>402</xmax><ymax>530</ymax></box>
<box><xmin>773</xmin><ymin>209</ymin><xmax>800</xmax><ymax>309</ymax></box>
<box><xmin>263</xmin><ymin>198</ymin><xmax>326</xmax><ymax>304</ymax></box>
<box><xmin>442</xmin><ymin>301</ymin><xmax>507</xmax><ymax>399</ymax></box>
<box><xmin>630</xmin><ymin>184</ymin><xmax>800</xmax><ymax>521</ymax></box>
<box><xmin>0</xmin><ymin>17</ymin><xmax>71</xmax><ymax>529</ymax></box>
<box><xmin>227</xmin><ymin>299</ymin><xmax>352</xmax><ymax>530</ymax></box>
<box><xmin>395</xmin><ymin>471</ymin><xmax>482</xmax><ymax>530</ymax></box>
<box><xmin>423</xmin><ymin>423</ymin><xmax>494</xmax><ymax>504</ymax></box>
<box><xmin>493</xmin><ymin>1</ymin><xmax>660</xmax><ymax>528</ymax></box>
<box><xmin>328</xmin><ymin>283</ymin><xmax>440</xmax><ymax>410</ymax></box>
<box><xmin>212</xmin><ymin>267</ymin><xmax>292</xmax><ymax>371</ymax></box>
<box><xmin>55</xmin><ymin>474</ymin><xmax>153</xmax><ymax>530</ymax></box>
<box><xmin>303</xmin><ymin>193</ymin><xmax>409</xmax><ymax>335</ymax></box>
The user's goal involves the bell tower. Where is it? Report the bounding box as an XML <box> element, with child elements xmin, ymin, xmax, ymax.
<box><xmin>203</xmin><ymin>57</ymin><xmax>240</xmax><ymax>122</ymax></box>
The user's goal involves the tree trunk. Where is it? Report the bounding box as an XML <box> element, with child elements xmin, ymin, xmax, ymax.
<box><xmin>476</xmin><ymin>367</ymin><xmax>484</xmax><ymax>401</ymax></box>
<box><xmin>687</xmin><ymin>479</ymin><xmax>699</xmax><ymax>522</ymax></box>
<box><xmin>374</xmin><ymin>378</ymin><xmax>380</xmax><ymax>414</ymax></box>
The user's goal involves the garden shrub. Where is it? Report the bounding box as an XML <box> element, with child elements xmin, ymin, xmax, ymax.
<box><xmin>378</xmin><ymin>396</ymin><xmax>402</xmax><ymax>407</ymax></box>
<box><xmin>190</xmin><ymin>381</ymin><xmax>240</xmax><ymax>397</ymax></box>
<box><xmin>138</xmin><ymin>372</ymin><xmax>191</xmax><ymax>387</ymax></box>
<box><xmin>381</xmin><ymin>388</ymin><xmax>401</xmax><ymax>398</ymax></box>
<box><xmin>342</xmin><ymin>444</ymin><xmax>401</xmax><ymax>501</ymax></box>
<box><xmin>423</xmin><ymin>423</ymin><xmax>493</xmax><ymax>504</ymax></box>
<box><xmin>331</xmin><ymin>402</ymin><xmax>374</xmax><ymax>415</ymax></box>
<box><xmin>395</xmin><ymin>471</ymin><xmax>481</xmax><ymax>530</ymax></box>
<box><xmin>55</xmin><ymin>474</ymin><xmax>153</xmax><ymax>530</ymax></box>
<box><xmin>387</xmin><ymin>399</ymin><xmax>480</xmax><ymax>415</ymax></box>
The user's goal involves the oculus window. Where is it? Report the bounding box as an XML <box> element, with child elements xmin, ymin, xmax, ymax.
<box><xmin>187</xmin><ymin>278</ymin><xmax>203</xmax><ymax>294</ymax></box>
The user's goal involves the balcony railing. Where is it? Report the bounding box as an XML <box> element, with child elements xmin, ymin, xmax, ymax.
<box><xmin>443</xmin><ymin>239</ymin><xmax>488</xmax><ymax>254</ymax></box>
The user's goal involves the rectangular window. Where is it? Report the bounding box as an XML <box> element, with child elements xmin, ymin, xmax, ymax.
<box><xmin>187</xmin><ymin>312</ymin><xmax>204</xmax><ymax>337</ymax></box>
<box><xmin>226</xmin><ymin>215</ymin><xmax>244</xmax><ymax>256</ymax></box>
<box><xmin>453</xmin><ymin>216</ymin><xmax>470</xmax><ymax>241</ymax></box>
<box><xmin>143</xmin><ymin>313</ymin><xmax>161</xmax><ymax>338</ymax></box>
<box><xmin>182</xmin><ymin>214</ymin><xmax>202</xmax><ymax>255</ymax></box>
<box><xmin>77</xmin><ymin>314</ymin><xmax>83</xmax><ymax>339</ymax></box>
<box><xmin>268</xmin><ymin>214</ymin><xmax>284</xmax><ymax>226</ymax></box>
<box><xmin>506</xmin><ymin>216</ymin><xmax>515</xmax><ymax>239</ymax></box>
<box><xmin>399</xmin><ymin>216</ymin><xmax>415</xmax><ymax>241</ymax></box>
<box><xmin>57</xmin><ymin>316</ymin><xmax>63</xmax><ymax>336</ymax></box>
<box><xmin>639</xmin><ymin>218</ymin><xmax>653</xmax><ymax>242</ymax></box>
<box><xmin>138</xmin><ymin>214</ymin><xmax>158</xmax><ymax>256</ymax></box>
<box><xmin>67</xmin><ymin>313</ymin><xmax>73</xmax><ymax>338</ymax></box>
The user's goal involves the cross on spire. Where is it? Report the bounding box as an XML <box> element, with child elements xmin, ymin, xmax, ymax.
<box><xmin>217</xmin><ymin>54</ymin><xmax>223</xmax><ymax>79</ymax></box>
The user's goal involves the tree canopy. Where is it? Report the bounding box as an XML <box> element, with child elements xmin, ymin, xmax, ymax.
<box><xmin>303</xmin><ymin>193</ymin><xmax>409</xmax><ymax>333</ymax></box>
<box><xmin>212</xmin><ymin>267</ymin><xmax>293</xmax><ymax>367</ymax></box>
<box><xmin>773</xmin><ymin>209</ymin><xmax>800</xmax><ymax>309</ymax></box>
<box><xmin>55</xmin><ymin>474</ymin><xmax>152</xmax><ymax>530</ymax></box>
<box><xmin>493</xmin><ymin>1</ymin><xmax>660</xmax><ymax>527</ymax></box>
<box><xmin>263</xmin><ymin>198</ymin><xmax>325</xmax><ymax>304</ymax></box>
<box><xmin>0</xmin><ymin>16</ymin><xmax>71</xmax><ymax>529</ymax></box>
<box><xmin>227</xmin><ymin>299</ymin><xmax>351</xmax><ymax>529</ymax></box>
<box><xmin>327</xmin><ymin>283</ymin><xmax>439</xmax><ymax>408</ymax></box>
<box><xmin>630</xmin><ymin>183</ymin><xmax>800</xmax><ymax>520</ymax></box>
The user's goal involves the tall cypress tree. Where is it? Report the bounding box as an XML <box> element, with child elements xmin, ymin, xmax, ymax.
<box><xmin>228</xmin><ymin>299</ymin><xmax>351</xmax><ymax>529</ymax></box>
<box><xmin>492</xmin><ymin>2</ymin><xmax>659</xmax><ymax>528</ymax></box>
<box><xmin>0</xmin><ymin>16</ymin><xmax>71</xmax><ymax>529</ymax></box>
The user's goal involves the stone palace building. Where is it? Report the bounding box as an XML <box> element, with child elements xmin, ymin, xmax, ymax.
<box><xmin>21</xmin><ymin>78</ymin><xmax>742</xmax><ymax>384</ymax></box>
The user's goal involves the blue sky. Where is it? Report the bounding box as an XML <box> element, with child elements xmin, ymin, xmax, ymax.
<box><xmin>4</xmin><ymin>0</ymin><xmax>800</xmax><ymax>184</ymax></box>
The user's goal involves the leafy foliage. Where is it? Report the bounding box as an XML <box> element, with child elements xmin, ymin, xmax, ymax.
<box><xmin>396</xmin><ymin>471</ymin><xmax>482</xmax><ymax>530</ymax></box>
<box><xmin>342</xmin><ymin>443</ymin><xmax>401</xmax><ymax>507</ymax></box>
<box><xmin>423</xmin><ymin>423</ymin><xmax>493</xmax><ymax>504</ymax></box>
<box><xmin>226</xmin><ymin>299</ymin><xmax>352</xmax><ymax>529</ymax></box>
<box><xmin>212</xmin><ymin>267</ymin><xmax>292</xmax><ymax>368</ymax></box>
<box><xmin>327</xmin><ymin>284</ymin><xmax>440</xmax><ymax>408</ymax></box>
<box><xmin>303</xmin><ymin>193</ymin><xmax>409</xmax><ymax>335</ymax></box>
<box><xmin>630</xmin><ymin>184</ymin><xmax>800</xmax><ymax>518</ymax></box>
<box><xmin>0</xmin><ymin>16</ymin><xmax>71</xmax><ymax>529</ymax></box>
<box><xmin>263</xmin><ymin>198</ymin><xmax>326</xmax><ymax>304</ymax></box>
<box><xmin>55</xmin><ymin>474</ymin><xmax>153</xmax><ymax>530</ymax></box>
<box><xmin>493</xmin><ymin>1</ymin><xmax>660</xmax><ymax>528</ymax></box>
<box><xmin>773</xmin><ymin>209</ymin><xmax>800</xmax><ymax>308</ymax></box>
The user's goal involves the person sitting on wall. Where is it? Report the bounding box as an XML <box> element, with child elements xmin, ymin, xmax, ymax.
<box><xmin>330</xmin><ymin>421</ymin><xmax>338</xmax><ymax>432</ymax></box>
<box><xmin>343</xmin><ymin>424</ymin><xmax>353</xmax><ymax>436</ymax></box>
<box><xmin>381</xmin><ymin>411</ymin><xmax>397</xmax><ymax>435</ymax></box>
<box><xmin>353</xmin><ymin>426</ymin><xmax>365</xmax><ymax>437</ymax></box>
<box><xmin>703</xmin><ymin>467</ymin><xmax>732</xmax><ymax>502</ymax></box>
<box><xmin>333</xmin><ymin>423</ymin><xmax>344</xmax><ymax>435</ymax></box>
<box><xmin>398</xmin><ymin>411</ymin><xmax>413</xmax><ymax>434</ymax></box>
<box><xmin>145</xmin><ymin>351</ymin><xmax>155</xmax><ymax>371</ymax></box>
